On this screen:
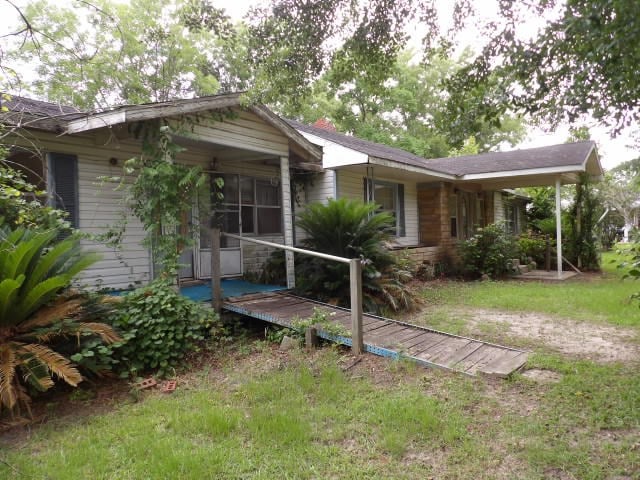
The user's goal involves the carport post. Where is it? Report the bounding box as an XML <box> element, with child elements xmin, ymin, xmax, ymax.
<box><xmin>555</xmin><ymin>178</ymin><xmax>562</xmax><ymax>279</ymax></box>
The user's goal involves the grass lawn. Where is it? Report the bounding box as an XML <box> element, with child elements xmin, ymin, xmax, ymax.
<box><xmin>1</xmin><ymin>252</ymin><xmax>639</xmax><ymax>479</ymax></box>
<box><xmin>420</xmin><ymin>250</ymin><xmax>640</xmax><ymax>328</ymax></box>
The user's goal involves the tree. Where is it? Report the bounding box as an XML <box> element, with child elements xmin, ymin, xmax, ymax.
<box><xmin>448</xmin><ymin>0</ymin><xmax>640</xmax><ymax>134</ymax></box>
<box><xmin>602</xmin><ymin>159</ymin><xmax>640</xmax><ymax>242</ymax></box>
<box><xmin>281</xmin><ymin>51</ymin><xmax>525</xmax><ymax>158</ymax></box>
<box><xmin>6</xmin><ymin>0</ymin><xmax>235</xmax><ymax>109</ymax></box>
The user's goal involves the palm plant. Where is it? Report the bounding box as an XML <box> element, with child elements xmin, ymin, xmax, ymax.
<box><xmin>296</xmin><ymin>198</ymin><xmax>416</xmax><ymax>313</ymax></box>
<box><xmin>0</xmin><ymin>226</ymin><xmax>120</xmax><ymax>416</ymax></box>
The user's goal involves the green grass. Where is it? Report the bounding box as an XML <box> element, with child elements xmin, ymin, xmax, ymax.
<box><xmin>3</xmin><ymin>251</ymin><xmax>640</xmax><ymax>479</ymax></box>
<box><xmin>1</xmin><ymin>349</ymin><xmax>485</xmax><ymax>479</ymax></box>
<box><xmin>3</xmin><ymin>343</ymin><xmax>638</xmax><ymax>480</ymax></box>
<box><xmin>420</xmin><ymin>251</ymin><xmax>640</xmax><ymax>328</ymax></box>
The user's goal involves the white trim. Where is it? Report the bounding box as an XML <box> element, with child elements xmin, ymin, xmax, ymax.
<box><xmin>280</xmin><ymin>156</ymin><xmax>296</xmax><ymax>289</ymax></box>
<box><xmin>65</xmin><ymin>111</ymin><xmax>126</xmax><ymax>134</ymax></box>
<box><xmin>461</xmin><ymin>165</ymin><xmax>586</xmax><ymax>181</ymax></box>
<box><xmin>555</xmin><ymin>178</ymin><xmax>563</xmax><ymax>279</ymax></box>
<box><xmin>368</xmin><ymin>156</ymin><xmax>456</xmax><ymax>180</ymax></box>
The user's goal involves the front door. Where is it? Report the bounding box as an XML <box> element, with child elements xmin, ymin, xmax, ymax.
<box><xmin>198</xmin><ymin>173</ymin><xmax>242</xmax><ymax>278</ymax></box>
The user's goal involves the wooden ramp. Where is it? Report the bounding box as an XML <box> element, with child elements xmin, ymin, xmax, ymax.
<box><xmin>223</xmin><ymin>292</ymin><xmax>528</xmax><ymax>378</ymax></box>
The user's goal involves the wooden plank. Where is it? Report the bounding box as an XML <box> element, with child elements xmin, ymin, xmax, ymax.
<box><xmin>222</xmin><ymin>291</ymin><xmax>527</xmax><ymax>378</ymax></box>
<box><xmin>350</xmin><ymin>259</ymin><xmax>364</xmax><ymax>355</ymax></box>
<box><xmin>364</xmin><ymin>324</ymin><xmax>411</xmax><ymax>344</ymax></box>
<box><xmin>415</xmin><ymin>338</ymin><xmax>470</xmax><ymax>363</ymax></box>
<box><xmin>224</xmin><ymin>292</ymin><xmax>280</xmax><ymax>303</ymax></box>
<box><xmin>478</xmin><ymin>351</ymin><xmax>528</xmax><ymax>378</ymax></box>
<box><xmin>457</xmin><ymin>345</ymin><xmax>510</xmax><ymax>374</ymax></box>
<box><xmin>398</xmin><ymin>331</ymin><xmax>444</xmax><ymax>350</ymax></box>
<box><xmin>404</xmin><ymin>333</ymin><xmax>449</xmax><ymax>356</ymax></box>
<box><xmin>371</xmin><ymin>327</ymin><xmax>426</xmax><ymax>349</ymax></box>
<box><xmin>363</xmin><ymin>319</ymin><xmax>394</xmax><ymax>333</ymax></box>
<box><xmin>437</xmin><ymin>342</ymin><xmax>485</xmax><ymax>368</ymax></box>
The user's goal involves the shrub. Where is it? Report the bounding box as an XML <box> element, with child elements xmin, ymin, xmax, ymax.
<box><xmin>109</xmin><ymin>280</ymin><xmax>219</xmax><ymax>377</ymax></box>
<box><xmin>517</xmin><ymin>233</ymin><xmax>549</xmax><ymax>266</ymax></box>
<box><xmin>294</xmin><ymin>198</ymin><xmax>417</xmax><ymax>313</ymax></box>
<box><xmin>0</xmin><ymin>226</ymin><xmax>119</xmax><ymax>416</ymax></box>
<box><xmin>458</xmin><ymin>223</ymin><xmax>518</xmax><ymax>279</ymax></box>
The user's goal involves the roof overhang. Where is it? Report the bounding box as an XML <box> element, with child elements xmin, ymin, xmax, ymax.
<box><xmin>456</xmin><ymin>143</ymin><xmax>603</xmax><ymax>189</ymax></box>
<box><xmin>63</xmin><ymin>93</ymin><xmax>321</xmax><ymax>162</ymax></box>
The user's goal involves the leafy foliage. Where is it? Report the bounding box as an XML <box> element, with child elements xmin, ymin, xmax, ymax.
<box><xmin>565</xmin><ymin>174</ymin><xmax>602</xmax><ymax>271</ymax></box>
<box><xmin>109</xmin><ymin>280</ymin><xmax>219</xmax><ymax>378</ymax></box>
<box><xmin>281</xmin><ymin>51</ymin><xmax>525</xmax><ymax>158</ymax></box>
<box><xmin>124</xmin><ymin>124</ymin><xmax>206</xmax><ymax>278</ymax></box>
<box><xmin>517</xmin><ymin>234</ymin><xmax>549</xmax><ymax>267</ymax></box>
<box><xmin>446</xmin><ymin>1</ymin><xmax>640</xmax><ymax>133</ymax></box>
<box><xmin>295</xmin><ymin>198</ymin><xmax>416</xmax><ymax>313</ymax></box>
<box><xmin>0</xmin><ymin>226</ymin><xmax>119</xmax><ymax>415</ymax></box>
<box><xmin>11</xmin><ymin>0</ymin><xmax>235</xmax><ymax>109</ymax></box>
<box><xmin>0</xmin><ymin>158</ymin><xmax>69</xmax><ymax>231</ymax></box>
<box><xmin>458</xmin><ymin>223</ymin><xmax>518</xmax><ymax>279</ymax></box>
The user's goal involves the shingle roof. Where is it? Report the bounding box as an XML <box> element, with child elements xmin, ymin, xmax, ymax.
<box><xmin>423</xmin><ymin>141</ymin><xmax>597</xmax><ymax>176</ymax></box>
<box><xmin>2</xmin><ymin>95</ymin><xmax>84</xmax><ymax>119</ymax></box>
<box><xmin>288</xmin><ymin>119</ymin><xmax>599</xmax><ymax>177</ymax></box>
<box><xmin>287</xmin><ymin>119</ymin><xmax>443</xmax><ymax>171</ymax></box>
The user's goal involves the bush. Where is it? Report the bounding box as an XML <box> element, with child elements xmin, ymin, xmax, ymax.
<box><xmin>294</xmin><ymin>198</ymin><xmax>417</xmax><ymax>313</ymax></box>
<box><xmin>0</xmin><ymin>225</ymin><xmax>119</xmax><ymax>416</ymax></box>
<box><xmin>109</xmin><ymin>280</ymin><xmax>219</xmax><ymax>377</ymax></box>
<box><xmin>458</xmin><ymin>223</ymin><xmax>518</xmax><ymax>279</ymax></box>
<box><xmin>517</xmin><ymin>233</ymin><xmax>549</xmax><ymax>266</ymax></box>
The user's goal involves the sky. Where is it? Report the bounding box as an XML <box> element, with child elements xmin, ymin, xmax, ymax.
<box><xmin>1</xmin><ymin>0</ymin><xmax>637</xmax><ymax>170</ymax></box>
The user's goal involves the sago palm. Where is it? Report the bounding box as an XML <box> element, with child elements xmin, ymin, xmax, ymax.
<box><xmin>296</xmin><ymin>198</ymin><xmax>415</xmax><ymax>313</ymax></box>
<box><xmin>0</xmin><ymin>226</ymin><xmax>120</xmax><ymax>416</ymax></box>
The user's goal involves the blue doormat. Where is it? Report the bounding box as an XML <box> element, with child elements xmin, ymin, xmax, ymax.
<box><xmin>180</xmin><ymin>279</ymin><xmax>286</xmax><ymax>302</ymax></box>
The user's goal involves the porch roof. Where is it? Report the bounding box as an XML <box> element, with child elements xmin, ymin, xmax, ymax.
<box><xmin>289</xmin><ymin>120</ymin><xmax>603</xmax><ymax>187</ymax></box>
<box><xmin>1</xmin><ymin>93</ymin><xmax>323</xmax><ymax>165</ymax></box>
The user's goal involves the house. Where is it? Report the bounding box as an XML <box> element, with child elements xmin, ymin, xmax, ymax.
<box><xmin>1</xmin><ymin>94</ymin><xmax>603</xmax><ymax>290</ymax></box>
<box><xmin>289</xmin><ymin>120</ymin><xmax>602</xmax><ymax>270</ymax></box>
<box><xmin>2</xmin><ymin>93</ymin><xmax>321</xmax><ymax>289</ymax></box>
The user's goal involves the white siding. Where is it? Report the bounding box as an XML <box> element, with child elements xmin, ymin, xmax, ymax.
<box><xmin>17</xmin><ymin>107</ymin><xmax>300</xmax><ymax>289</ymax></box>
<box><xmin>294</xmin><ymin>170</ymin><xmax>335</xmax><ymax>243</ymax></box>
<box><xmin>336</xmin><ymin>170</ymin><xmax>420</xmax><ymax>246</ymax></box>
<box><xmin>171</xmin><ymin>110</ymin><xmax>289</xmax><ymax>156</ymax></box>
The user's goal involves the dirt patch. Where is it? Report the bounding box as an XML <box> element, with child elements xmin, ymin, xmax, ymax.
<box><xmin>522</xmin><ymin>369</ymin><xmax>562</xmax><ymax>384</ymax></box>
<box><xmin>460</xmin><ymin>308</ymin><xmax>640</xmax><ymax>363</ymax></box>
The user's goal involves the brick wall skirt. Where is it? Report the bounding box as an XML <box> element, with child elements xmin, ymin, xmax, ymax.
<box><xmin>392</xmin><ymin>245</ymin><xmax>443</xmax><ymax>264</ymax></box>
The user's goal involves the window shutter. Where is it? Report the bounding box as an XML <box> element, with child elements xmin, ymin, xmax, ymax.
<box><xmin>49</xmin><ymin>153</ymin><xmax>79</xmax><ymax>228</ymax></box>
<box><xmin>398</xmin><ymin>183</ymin><xmax>406</xmax><ymax>237</ymax></box>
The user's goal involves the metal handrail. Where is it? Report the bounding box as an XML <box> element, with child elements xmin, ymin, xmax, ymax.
<box><xmin>211</xmin><ymin>229</ymin><xmax>364</xmax><ymax>354</ymax></box>
<box><xmin>221</xmin><ymin>232</ymin><xmax>351</xmax><ymax>264</ymax></box>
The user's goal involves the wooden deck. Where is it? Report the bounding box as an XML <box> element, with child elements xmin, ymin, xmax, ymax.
<box><xmin>223</xmin><ymin>292</ymin><xmax>528</xmax><ymax>378</ymax></box>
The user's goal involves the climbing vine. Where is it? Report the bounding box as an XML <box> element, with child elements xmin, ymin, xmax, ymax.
<box><xmin>124</xmin><ymin>122</ymin><xmax>206</xmax><ymax>279</ymax></box>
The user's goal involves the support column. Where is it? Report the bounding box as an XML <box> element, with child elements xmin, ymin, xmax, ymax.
<box><xmin>211</xmin><ymin>226</ymin><xmax>222</xmax><ymax>314</ymax></box>
<box><xmin>350</xmin><ymin>259</ymin><xmax>363</xmax><ymax>355</ymax></box>
<box><xmin>555</xmin><ymin>178</ymin><xmax>563</xmax><ymax>279</ymax></box>
<box><xmin>280</xmin><ymin>156</ymin><xmax>295</xmax><ymax>288</ymax></box>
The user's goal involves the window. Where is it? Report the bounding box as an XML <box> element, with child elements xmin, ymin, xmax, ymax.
<box><xmin>504</xmin><ymin>202</ymin><xmax>519</xmax><ymax>235</ymax></box>
<box><xmin>449</xmin><ymin>194</ymin><xmax>458</xmax><ymax>238</ymax></box>
<box><xmin>364</xmin><ymin>178</ymin><xmax>405</xmax><ymax>237</ymax></box>
<box><xmin>48</xmin><ymin>153</ymin><xmax>79</xmax><ymax>229</ymax></box>
<box><xmin>208</xmin><ymin>173</ymin><xmax>282</xmax><ymax>241</ymax></box>
<box><xmin>475</xmin><ymin>195</ymin><xmax>485</xmax><ymax>229</ymax></box>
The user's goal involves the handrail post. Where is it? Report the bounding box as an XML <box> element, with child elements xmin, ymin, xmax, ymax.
<box><xmin>350</xmin><ymin>258</ymin><xmax>363</xmax><ymax>355</ymax></box>
<box><xmin>211</xmin><ymin>226</ymin><xmax>222</xmax><ymax>314</ymax></box>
